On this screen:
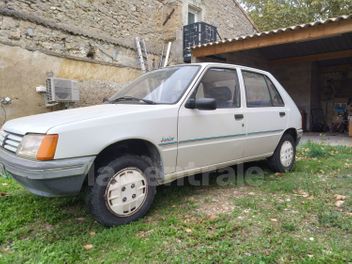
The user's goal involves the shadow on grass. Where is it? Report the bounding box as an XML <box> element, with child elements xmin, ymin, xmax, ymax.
<box><xmin>152</xmin><ymin>161</ymin><xmax>271</xmax><ymax>211</ymax></box>
<box><xmin>0</xmin><ymin>160</ymin><xmax>276</xmax><ymax>233</ymax></box>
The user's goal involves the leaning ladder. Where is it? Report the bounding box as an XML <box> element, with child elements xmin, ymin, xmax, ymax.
<box><xmin>135</xmin><ymin>37</ymin><xmax>149</xmax><ymax>72</ymax></box>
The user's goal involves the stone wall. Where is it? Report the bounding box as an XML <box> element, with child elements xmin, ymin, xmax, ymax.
<box><xmin>3</xmin><ymin>0</ymin><xmax>166</xmax><ymax>50</ymax></box>
<box><xmin>0</xmin><ymin>44</ymin><xmax>139</xmax><ymax>122</ymax></box>
<box><xmin>175</xmin><ymin>0</ymin><xmax>257</xmax><ymax>62</ymax></box>
<box><xmin>0</xmin><ymin>0</ymin><xmax>257</xmax><ymax>120</ymax></box>
<box><xmin>272</xmin><ymin>63</ymin><xmax>312</xmax><ymax>107</ymax></box>
<box><xmin>201</xmin><ymin>0</ymin><xmax>257</xmax><ymax>38</ymax></box>
<box><xmin>268</xmin><ymin>63</ymin><xmax>312</xmax><ymax>130</ymax></box>
<box><xmin>0</xmin><ymin>0</ymin><xmax>256</xmax><ymax>66</ymax></box>
<box><xmin>0</xmin><ymin>6</ymin><xmax>162</xmax><ymax>69</ymax></box>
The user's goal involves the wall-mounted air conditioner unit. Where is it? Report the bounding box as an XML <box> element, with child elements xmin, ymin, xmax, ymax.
<box><xmin>46</xmin><ymin>77</ymin><xmax>79</xmax><ymax>104</ymax></box>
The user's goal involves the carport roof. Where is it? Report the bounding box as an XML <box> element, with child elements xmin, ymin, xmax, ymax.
<box><xmin>192</xmin><ymin>15</ymin><xmax>352</xmax><ymax>61</ymax></box>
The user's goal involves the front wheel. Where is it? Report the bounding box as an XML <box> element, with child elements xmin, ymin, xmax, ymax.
<box><xmin>267</xmin><ymin>134</ymin><xmax>296</xmax><ymax>173</ymax></box>
<box><xmin>87</xmin><ymin>155</ymin><xmax>156</xmax><ymax>227</ymax></box>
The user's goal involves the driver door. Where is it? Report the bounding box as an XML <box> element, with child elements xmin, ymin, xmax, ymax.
<box><xmin>177</xmin><ymin>67</ymin><xmax>245</xmax><ymax>171</ymax></box>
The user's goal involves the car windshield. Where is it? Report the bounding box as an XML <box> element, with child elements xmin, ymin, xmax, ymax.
<box><xmin>109</xmin><ymin>65</ymin><xmax>200</xmax><ymax>104</ymax></box>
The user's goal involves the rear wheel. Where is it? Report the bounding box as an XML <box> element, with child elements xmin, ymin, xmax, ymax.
<box><xmin>267</xmin><ymin>134</ymin><xmax>296</xmax><ymax>173</ymax></box>
<box><xmin>87</xmin><ymin>155</ymin><xmax>156</xmax><ymax>227</ymax></box>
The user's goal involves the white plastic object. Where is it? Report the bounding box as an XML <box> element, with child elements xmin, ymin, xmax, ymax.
<box><xmin>36</xmin><ymin>85</ymin><xmax>47</xmax><ymax>93</ymax></box>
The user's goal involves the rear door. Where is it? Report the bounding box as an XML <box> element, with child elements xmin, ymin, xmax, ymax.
<box><xmin>240</xmin><ymin>70</ymin><xmax>288</xmax><ymax>158</ymax></box>
<box><xmin>177</xmin><ymin>67</ymin><xmax>246</xmax><ymax>170</ymax></box>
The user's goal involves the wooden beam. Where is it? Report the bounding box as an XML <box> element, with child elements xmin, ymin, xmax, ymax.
<box><xmin>270</xmin><ymin>49</ymin><xmax>352</xmax><ymax>65</ymax></box>
<box><xmin>192</xmin><ymin>19</ymin><xmax>352</xmax><ymax>58</ymax></box>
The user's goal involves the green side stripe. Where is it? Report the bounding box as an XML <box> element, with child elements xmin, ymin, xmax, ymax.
<box><xmin>159</xmin><ymin>141</ymin><xmax>178</xmax><ymax>146</ymax></box>
<box><xmin>179</xmin><ymin>133</ymin><xmax>246</xmax><ymax>144</ymax></box>
<box><xmin>158</xmin><ymin>129</ymin><xmax>284</xmax><ymax>147</ymax></box>
<box><xmin>247</xmin><ymin>129</ymin><xmax>284</xmax><ymax>136</ymax></box>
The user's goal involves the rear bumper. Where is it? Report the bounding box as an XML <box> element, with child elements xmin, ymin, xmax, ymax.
<box><xmin>0</xmin><ymin>147</ymin><xmax>95</xmax><ymax>197</ymax></box>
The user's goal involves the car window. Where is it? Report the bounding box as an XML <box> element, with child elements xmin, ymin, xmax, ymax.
<box><xmin>243</xmin><ymin>71</ymin><xmax>282</xmax><ymax>108</ymax></box>
<box><xmin>110</xmin><ymin>66</ymin><xmax>200</xmax><ymax>104</ymax></box>
<box><xmin>265</xmin><ymin>76</ymin><xmax>285</xmax><ymax>107</ymax></box>
<box><xmin>194</xmin><ymin>68</ymin><xmax>240</xmax><ymax>108</ymax></box>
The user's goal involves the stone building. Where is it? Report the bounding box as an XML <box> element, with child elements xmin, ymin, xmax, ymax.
<box><xmin>0</xmin><ymin>0</ymin><xmax>256</xmax><ymax>121</ymax></box>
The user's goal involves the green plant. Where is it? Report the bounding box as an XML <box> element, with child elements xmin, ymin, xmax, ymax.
<box><xmin>281</xmin><ymin>222</ymin><xmax>296</xmax><ymax>232</ymax></box>
<box><xmin>0</xmin><ymin>170</ymin><xmax>10</xmax><ymax>179</ymax></box>
<box><xmin>305</xmin><ymin>143</ymin><xmax>328</xmax><ymax>158</ymax></box>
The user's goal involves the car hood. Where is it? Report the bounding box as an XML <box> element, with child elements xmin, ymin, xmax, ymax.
<box><xmin>2</xmin><ymin>104</ymin><xmax>162</xmax><ymax>135</ymax></box>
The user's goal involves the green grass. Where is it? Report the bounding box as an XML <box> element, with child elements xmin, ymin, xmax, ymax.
<box><xmin>0</xmin><ymin>143</ymin><xmax>352</xmax><ymax>263</ymax></box>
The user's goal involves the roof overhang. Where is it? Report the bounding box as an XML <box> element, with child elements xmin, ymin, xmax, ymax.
<box><xmin>192</xmin><ymin>15</ymin><xmax>352</xmax><ymax>59</ymax></box>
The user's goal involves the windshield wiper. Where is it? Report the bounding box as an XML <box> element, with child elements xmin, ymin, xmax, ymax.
<box><xmin>109</xmin><ymin>96</ymin><xmax>156</xmax><ymax>105</ymax></box>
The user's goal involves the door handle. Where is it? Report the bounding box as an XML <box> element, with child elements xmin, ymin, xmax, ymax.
<box><xmin>234</xmin><ymin>114</ymin><xmax>244</xmax><ymax>120</ymax></box>
<box><xmin>280</xmin><ymin>112</ymin><xmax>286</xmax><ymax>117</ymax></box>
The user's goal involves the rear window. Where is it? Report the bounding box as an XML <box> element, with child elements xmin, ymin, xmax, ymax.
<box><xmin>265</xmin><ymin>76</ymin><xmax>284</xmax><ymax>107</ymax></box>
<box><xmin>243</xmin><ymin>71</ymin><xmax>284</xmax><ymax>108</ymax></box>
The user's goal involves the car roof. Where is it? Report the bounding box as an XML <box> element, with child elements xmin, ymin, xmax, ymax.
<box><xmin>167</xmin><ymin>62</ymin><xmax>271</xmax><ymax>76</ymax></box>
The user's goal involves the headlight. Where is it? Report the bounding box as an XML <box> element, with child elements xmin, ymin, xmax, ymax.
<box><xmin>17</xmin><ymin>134</ymin><xmax>58</xmax><ymax>161</ymax></box>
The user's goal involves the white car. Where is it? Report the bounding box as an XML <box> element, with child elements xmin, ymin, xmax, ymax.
<box><xmin>0</xmin><ymin>63</ymin><xmax>302</xmax><ymax>226</ymax></box>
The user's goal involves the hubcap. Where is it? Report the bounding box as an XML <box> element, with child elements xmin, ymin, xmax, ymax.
<box><xmin>105</xmin><ymin>167</ymin><xmax>148</xmax><ymax>217</ymax></box>
<box><xmin>280</xmin><ymin>141</ymin><xmax>294</xmax><ymax>167</ymax></box>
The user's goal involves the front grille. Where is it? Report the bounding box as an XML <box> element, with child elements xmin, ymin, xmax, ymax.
<box><xmin>0</xmin><ymin>130</ymin><xmax>23</xmax><ymax>153</ymax></box>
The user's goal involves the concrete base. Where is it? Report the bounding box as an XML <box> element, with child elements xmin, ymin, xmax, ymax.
<box><xmin>301</xmin><ymin>132</ymin><xmax>352</xmax><ymax>147</ymax></box>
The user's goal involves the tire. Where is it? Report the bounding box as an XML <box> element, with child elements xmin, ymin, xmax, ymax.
<box><xmin>267</xmin><ymin>133</ymin><xmax>296</xmax><ymax>173</ymax></box>
<box><xmin>87</xmin><ymin>155</ymin><xmax>157</xmax><ymax>227</ymax></box>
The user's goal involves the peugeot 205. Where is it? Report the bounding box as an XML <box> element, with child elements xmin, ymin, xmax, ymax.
<box><xmin>0</xmin><ymin>63</ymin><xmax>302</xmax><ymax>226</ymax></box>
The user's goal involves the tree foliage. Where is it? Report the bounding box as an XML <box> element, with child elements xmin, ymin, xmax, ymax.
<box><xmin>239</xmin><ymin>0</ymin><xmax>352</xmax><ymax>31</ymax></box>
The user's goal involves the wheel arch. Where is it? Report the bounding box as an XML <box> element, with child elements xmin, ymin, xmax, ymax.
<box><xmin>283</xmin><ymin>128</ymin><xmax>298</xmax><ymax>144</ymax></box>
<box><xmin>91</xmin><ymin>138</ymin><xmax>164</xmax><ymax>183</ymax></box>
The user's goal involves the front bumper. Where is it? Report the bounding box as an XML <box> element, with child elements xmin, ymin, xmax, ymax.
<box><xmin>0</xmin><ymin>147</ymin><xmax>95</xmax><ymax>197</ymax></box>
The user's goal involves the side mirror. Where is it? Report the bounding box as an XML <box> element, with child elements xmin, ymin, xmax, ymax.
<box><xmin>186</xmin><ymin>98</ymin><xmax>216</xmax><ymax>110</ymax></box>
<box><xmin>185</xmin><ymin>98</ymin><xmax>196</xmax><ymax>109</ymax></box>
